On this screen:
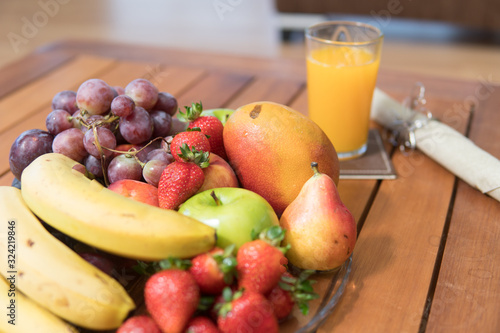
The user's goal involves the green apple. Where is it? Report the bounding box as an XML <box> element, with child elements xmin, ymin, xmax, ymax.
<box><xmin>178</xmin><ymin>187</ymin><xmax>279</xmax><ymax>249</ymax></box>
<box><xmin>200</xmin><ymin>108</ymin><xmax>234</xmax><ymax>125</ymax></box>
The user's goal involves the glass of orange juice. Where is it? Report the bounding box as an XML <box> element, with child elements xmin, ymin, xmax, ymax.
<box><xmin>306</xmin><ymin>21</ymin><xmax>383</xmax><ymax>160</ymax></box>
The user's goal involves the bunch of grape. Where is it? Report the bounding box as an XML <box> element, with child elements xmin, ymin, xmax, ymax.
<box><xmin>9</xmin><ymin>78</ymin><xmax>185</xmax><ymax>187</ymax></box>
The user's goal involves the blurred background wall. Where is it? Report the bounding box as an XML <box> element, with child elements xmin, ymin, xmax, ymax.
<box><xmin>0</xmin><ymin>0</ymin><xmax>499</xmax><ymax>82</ymax></box>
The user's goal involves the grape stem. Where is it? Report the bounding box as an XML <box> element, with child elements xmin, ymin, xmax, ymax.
<box><xmin>81</xmin><ymin>108</ymin><xmax>169</xmax><ymax>187</ymax></box>
<box><xmin>91</xmin><ymin>125</ymin><xmax>111</xmax><ymax>186</ymax></box>
<box><xmin>76</xmin><ymin>112</ymin><xmax>120</xmax><ymax>130</ymax></box>
<box><xmin>98</xmin><ymin>136</ymin><xmax>169</xmax><ymax>186</ymax></box>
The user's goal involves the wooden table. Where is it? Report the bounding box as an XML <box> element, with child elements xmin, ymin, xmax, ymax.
<box><xmin>1</xmin><ymin>40</ymin><xmax>499</xmax><ymax>332</ymax></box>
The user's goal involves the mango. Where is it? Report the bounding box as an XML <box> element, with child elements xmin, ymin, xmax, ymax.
<box><xmin>223</xmin><ymin>101</ymin><xmax>339</xmax><ymax>216</ymax></box>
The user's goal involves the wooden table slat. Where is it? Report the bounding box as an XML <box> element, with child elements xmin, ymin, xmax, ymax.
<box><xmin>150</xmin><ymin>65</ymin><xmax>206</xmax><ymax>98</ymax></box>
<box><xmin>0</xmin><ymin>50</ymin><xmax>73</xmax><ymax>99</ymax></box>
<box><xmin>320</xmin><ymin>148</ymin><xmax>457</xmax><ymax>333</ymax></box>
<box><xmin>175</xmin><ymin>72</ymin><xmax>253</xmax><ymax>110</ymax></box>
<box><xmin>425</xmin><ymin>84</ymin><xmax>500</xmax><ymax>333</ymax></box>
<box><xmin>225</xmin><ymin>76</ymin><xmax>304</xmax><ymax>109</ymax></box>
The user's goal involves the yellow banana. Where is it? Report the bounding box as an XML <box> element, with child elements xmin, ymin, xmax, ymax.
<box><xmin>20</xmin><ymin>153</ymin><xmax>216</xmax><ymax>260</ymax></box>
<box><xmin>0</xmin><ymin>276</ymin><xmax>79</xmax><ymax>332</ymax></box>
<box><xmin>0</xmin><ymin>186</ymin><xmax>135</xmax><ymax>330</ymax></box>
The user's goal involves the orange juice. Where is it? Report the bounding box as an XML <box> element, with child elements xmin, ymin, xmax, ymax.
<box><xmin>307</xmin><ymin>46</ymin><xmax>380</xmax><ymax>157</ymax></box>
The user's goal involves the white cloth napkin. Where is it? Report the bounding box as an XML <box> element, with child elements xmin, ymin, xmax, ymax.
<box><xmin>371</xmin><ymin>88</ymin><xmax>500</xmax><ymax>202</ymax></box>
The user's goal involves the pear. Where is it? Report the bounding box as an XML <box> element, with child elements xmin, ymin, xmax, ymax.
<box><xmin>280</xmin><ymin>162</ymin><xmax>356</xmax><ymax>271</ymax></box>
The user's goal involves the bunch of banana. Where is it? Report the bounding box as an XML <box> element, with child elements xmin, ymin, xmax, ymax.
<box><xmin>20</xmin><ymin>153</ymin><xmax>216</xmax><ymax>260</ymax></box>
<box><xmin>0</xmin><ymin>276</ymin><xmax>78</xmax><ymax>332</ymax></box>
<box><xmin>0</xmin><ymin>187</ymin><xmax>135</xmax><ymax>330</ymax></box>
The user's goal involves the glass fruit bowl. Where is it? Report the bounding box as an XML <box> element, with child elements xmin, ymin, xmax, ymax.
<box><xmin>279</xmin><ymin>255</ymin><xmax>352</xmax><ymax>332</ymax></box>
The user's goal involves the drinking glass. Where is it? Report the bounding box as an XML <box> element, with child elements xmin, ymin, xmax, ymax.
<box><xmin>306</xmin><ymin>21</ymin><xmax>383</xmax><ymax>160</ymax></box>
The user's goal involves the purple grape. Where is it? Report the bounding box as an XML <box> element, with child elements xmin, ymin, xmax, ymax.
<box><xmin>142</xmin><ymin>159</ymin><xmax>169</xmax><ymax>187</ymax></box>
<box><xmin>168</xmin><ymin>117</ymin><xmax>189</xmax><ymax>136</ymax></box>
<box><xmin>79</xmin><ymin>252</ymin><xmax>114</xmax><ymax>275</ymax></box>
<box><xmin>52</xmin><ymin>128</ymin><xmax>87</xmax><ymax>162</ymax></box>
<box><xmin>114</xmin><ymin>125</ymin><xmax>128</xmax><ymax>144</ymax></box>
<box><xmin>86</xmin><ymin>114</ymin><xmax>115</xmax><ymax>130</ymax></box>
<box><xmin>136</xmin><ymin>142</ymin><xmax>158</xmax><ymax>162</ymax></box>
<box><xmin>150</xmin><ymin>110</ymin><xmax>172</xmax><ymax>138</ymax></box>
<box><xmin>146</xmin><ymin>148</ymin><xmax>174</xmax><ymax>164</ymax></box>
<box><xmin>71</xmin><ymin>110</ymin><xmax>84</xmax><ymax>129</ymax></box>
<box><xmin>111</xmin><ymin>95</ymin><xmax>135</xmax><ymax>118</ymax></box>
<box><xmin>76</xmin><ymin>79</ymin><xmax>114</xmax><ymax>115</ymax></box>
<box><xmin>153</xmin><ymin>92</ymin><xmax>178</xmax><ymax>116</ymax></box>
<box><xmin>113</xmin><ymin>86</ymin><xmax>125</xmax><ymax>95</ymax></box>
<box><xmin>119</xmin><ymin>106</ymin><xmax>153</xmax><ymax>144</ymax></box>
<box><xmin>125</xmin><ymin>79</ymin><xmax>158</xmax><ymax>110</ymax></box>
<box><xmin>107</xmin><ymin>154</ymin><xmax>142</xmax><ymax>184</ymax></box>
<box><xmin>83</xmin><ymin>127</ymin><xmax>117</xmax><ymax>158</ymax></box>
<box><xmin>84</xmin><ymin>154</ymin><xmax>105</xmax><ymax>178</ymax></box>
<box><xmin>52</xmin><ymin>90</ymin><xmax>78</xmax><ymax>114</ymax></box>
<box><xmin>9</xmin><ymin>129</ymin><xmax>54</xmax><ymax>180</ymax></box>
<box><xmin>160</xmin><ymin>135</ymin><xmax>173</xmax><ymax>152</ymax></box>
<box><xmin>110</xmin><ymin>87</ymin><xmax>119</xmax><ymax>98</ymax></box>
<box><xmin>46</xmin><ymin>109</ymin><xmax>73</xmax><ymax>135</ymax></box>
<box><xmin>72</xmin><ymin>163</ymin><xmax>87</xmax><ymax>176</ymax></box>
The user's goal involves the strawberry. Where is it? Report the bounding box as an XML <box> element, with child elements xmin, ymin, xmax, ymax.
<box><xmin>189</xmin><ymin>245</ymin><xmax>237</xmax><ymax>295</ymax></box>
<box><xmin>216</xmin><ymin>288</ymin><xmax>279</xmax><ymax>333</ymax></box>
<box><xmin>236</xmin><ymin>226</ymin><xmax>289</xmax><ymax>295</ymax></box>
<box><xmin>117</xmin><ymin>315</ymin><xmax>161</xmax><ymax>333</ymax></box>
<box><xmin>267</xmin><ymin>270</ymin><xmax>319</xmax><ymax>320</ymax></box>
<box><xmin>185</xmin><ymin>316</ymin><xmax>220</xmax><ymax>333</ymax></box>
<box><xmin>157</xmin><ymin>146</ymin><xmax>209</xmax><ymax>210</ymax></box>
<box><xmin>209</xmin><ymin>285</ymin><xmax>238</xmax><ymax>321</ymax></box>
<box><xmin>266</xmin><ymin>281</ymin><xmax>294</xmax><ymax>321</ymax></box>
<box><xmin>144</xmin><ymin>267</ymin><xmax>200</xmax><ymax>333</ymax></box>
<box><xmin>170</xmin><ymin>128</ymin><xmax>210</xmax><ymax>163</ymax></box>
<box><xmin>178</xmin><ymin>102</ymin><xmax>227</xmax><ymax>160</ymax></box>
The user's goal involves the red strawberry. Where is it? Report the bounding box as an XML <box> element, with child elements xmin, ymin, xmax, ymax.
<box><xmin>236</xmin><ymin>226</ymin><xmax>289</xmax><ymax>295</ymax></box>
<box><xmin>185</xmin><ymin>316</ymin><xmax>220</xmax><ymax>333</ymax></box>
<box><xmin>157</xmin><ymin>146</ymin><xmax>209</xmax><ymax>210</ymax></box>
<box><xmin>267</xmin><ymin>279</ymin><xmax>294</xmax><ymax>321</ymax></box>
<box><xmin>209</xmin><ymin>285</ymin><xmax>238</xmax><ymax>321</ymax></box>
<box><xmin>179</xmin><ymin>102</ymin><xmax>227</xmax><ymax>160</ymax></box>
<box><xmin>144</xmin><ymin>268</ymin><xmax>200</xmax><ymax>333</ymax></box>
<box><xmin>189</xmin><ymin>117</ymin><xmax>226</xmax><ymax>160</ymax></box>
<box><xmin>170</xmin><ymin>128</ymin><xmax>210</xmax><ymax>163</ymax></box>
<box><xmin>189</xmin><ymin>245</ymin><xmax>237</xmax><ymax>295</ymax></box>
<box><xmin>117</xmin><ymin>315</ymin><xmax>161</xmax><ymax>333</ymax></box>
<box><xmin>267</xmin><ymin>271</ymin><xmax>319</xmax><ymax>320</ymax></box>
<box><xmin>217</xmin><ymin>288</ymin><xmax>279</xmax><ymax>333</ymax></box>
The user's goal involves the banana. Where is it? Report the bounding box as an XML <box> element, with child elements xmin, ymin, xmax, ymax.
<box><xmin>0</xmin><ymin>186</ymin><xmax>135</xmax><ymax>330</ymax></box>
<box><xmin>20</xmin><ymin>153</ymin><xmax>216</xmax><ymax>260</ymax></box>
<box><xmin>0</xmin><ymin>276</ymin><xmax>79</xmax><ymax>332</ymax></box>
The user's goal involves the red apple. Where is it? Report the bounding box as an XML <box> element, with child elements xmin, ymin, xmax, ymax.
<box><xmin>108</xmin><ymin>179</ymin><xmax>159</xmax><ymax>207</ymax></box>
<box><xmin>198</xmin><ymin>153</ymin><xmax>239</xmax><ymax>193</ymax></box>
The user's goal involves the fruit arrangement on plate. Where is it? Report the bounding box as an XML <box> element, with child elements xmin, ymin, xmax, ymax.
<box><xmin>2</xmin><ymin>78</ymin><xmax>357</xmax><ymax>332</ymax></box>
